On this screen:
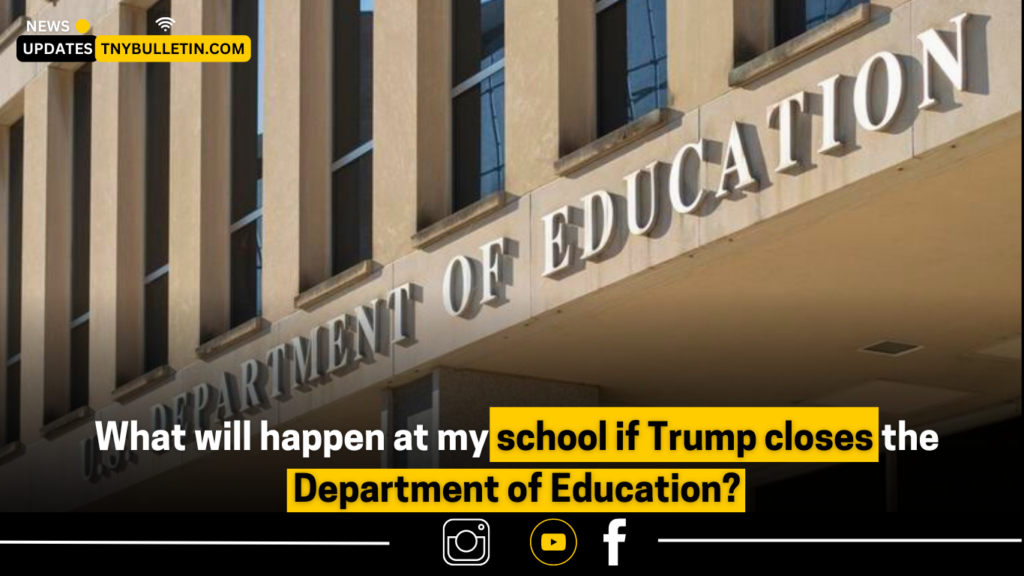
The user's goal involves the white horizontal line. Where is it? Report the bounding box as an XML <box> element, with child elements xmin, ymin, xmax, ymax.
<box><xmin>0</xmin><ymin>537</ymin><xmax>391</xmax><ymax>541</ymax></box>
<box><xmin>69</xmin><ymin>312</ymin><xmax>90</xmax><ymax>330</ymax></box>
<box><xmin>659</xmin><ymin>539</ymin><xmax>1021</xmax><ymax>543</ymax></box>
<box><xmin>230</xmin><ymin>208</ymin><xmax>263</xmax><ymax>233</ymax></box>
<box><xmin>144</xmin><ymin>264</ymin><xmax>170</xmax><ymax>285</ymax></box>
<box><xmin>332</xmin><ymin>140</ymin><xmax>374</xmax><ymax>172</ymax></box>
<box><xmin>451</xmin><ymin>59</ymin><xmax>505</xmax><ymax>99</ymax></box>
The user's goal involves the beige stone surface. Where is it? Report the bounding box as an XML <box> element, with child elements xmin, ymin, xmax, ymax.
<box><xmin>21</xmin><ymin>68</ymin><xmax>73</xmax><ymax>441</ymax></box>
<box><xmin>529</xmin><ymin>111</ymin><xmax>700</xmax><ymax>316</ymax></box>
<box><xmin>168</xmin><ymin>0</ymin><xmax>231</xmax><ymax>367</ymax></box>
<box><xmin>505</xmin><ymin>0</ymin><xmax>596</xmax><ymax>195</ymax></box>
<box><xmin>262</xmin><ymin>0</ymin><xmax>332</xmax><ymax>321</ymax></box>
<box><xmin>704</xmin><ymin>1</ymin><xmax>917</xmax><ymax>242</ymax></box>
<box><xmin>393</xmin><ymin>197</ymin><xmax>533</xmax><ymax>374</ymax></box>
<box><xmin>271</xmin><ymin>262</ymin><xmax>396</xmax><ymax>424</ymax></box>
<box><xmin>0</xmin><ymin>51</ymin><xmax>36</xmax><ymax>116</ymax></box>
<box><xmin>911</xmin><ymin>0</ymin><xmax>1023</xmax><ymax>156</ymax></box>
<box><xmin>89</xmin><ymin>5</ymin><xmax>146</xmax><ymax>410</ymax></box>
<box><xmin>373</xmin><ymin>0</ymin><xmax>452</xmax><ymax>264</ymax></box>
<box><xmin>678</xmin><ymin>0</ymin><xmax>737</xmax><ymax>113</ymax></box>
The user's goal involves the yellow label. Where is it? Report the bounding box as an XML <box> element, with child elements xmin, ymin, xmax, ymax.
<box><xmin>94</xmin><ymin>35</ymin><xmax>251</xmax><ymax>62</ymax></box>
<box><xmin>489</xmin><ymin>407</ymin><xmax>879</xmax><ymax>463</ymax></box>
<box><xmin>286</xmin><ymin>468</ymin><xmax>745</xmax><ymax>513</ymax></box>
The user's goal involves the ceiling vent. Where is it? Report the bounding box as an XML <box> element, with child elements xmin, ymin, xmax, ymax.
<box><xmin>859</xmin><ymin>341</ymin><xmax>923</xmax><ymax>357</ymax></box>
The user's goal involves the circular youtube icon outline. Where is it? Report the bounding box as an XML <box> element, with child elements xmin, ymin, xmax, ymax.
<box><xmin>529</xmin><ymin>518</ymin><xmax>578</xmax><ymax>566</ymax></box>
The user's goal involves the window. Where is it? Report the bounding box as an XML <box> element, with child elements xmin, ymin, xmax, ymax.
<box><xmin>775</xmin><ymin>0</ymin><xmax>869</xmax><ymax>46</ymax></box>
<box><xmin>4</xmin><ymin>119</ymin><xmax>23</xmax><ymax>443</ymax></box>
<box><xmin>596</xmin><ymin>0</ymin><xmax>668</xmax><ymax>137</ymax></box>
<box><xmin>331</xmin><ymin>0</ymin><xmax>374</xmax><ymax>275</ymax></box>
<box><xmin>229</xmin><ymin>0</ymin><xmax>263</xmax><ymax>328</ymax></box>
<box><xmin>69</xmin><ymin>64</ymin><xmax>92</xmax><ymax>414</ymax></box>
<box><xmin>143</xmin><ymin>0</ymin><xmax>171</xmax><ymax>373</ymax></box>
<box><xmin>451</xmin><ymin>0</ymin><xmax>505</xmax><ymax>212</ymax></box>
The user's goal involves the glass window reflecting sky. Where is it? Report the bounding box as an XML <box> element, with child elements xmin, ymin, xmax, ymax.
<box><xmin>776</xmin><ymin>0</ymin><xmax>868</xmax><ymax>45</ymax></box>
<box><xmin>597</xmin><ymin>0</ymin><xmax>667</xmax><ymax>135</ymax></box>
<box><xmin>331</xmin><ymin>0</ymin><xmax>376</xmax><ymax>273</ymax></box>
<box><xmin>452</xmin><ymin>0</ymin><xmax>505</xmax><ymax>210</ymax></box>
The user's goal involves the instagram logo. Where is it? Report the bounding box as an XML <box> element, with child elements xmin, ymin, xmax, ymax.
<box><xmin>442</xmin><ymin>519</ymin><xmax>490</xmax><ymax>566</ymax></box>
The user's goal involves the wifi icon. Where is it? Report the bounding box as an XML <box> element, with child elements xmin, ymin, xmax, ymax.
<box><xmin>155</xmin><ymin>17</ymin><xmax>175</xmax><ymax>31</ymax></box>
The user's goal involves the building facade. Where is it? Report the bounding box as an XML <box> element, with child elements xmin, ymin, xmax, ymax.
<box><xmin>0</xmin><ymin>0</ymin><xmax>1020</xmax><ymax>511</ymax></box>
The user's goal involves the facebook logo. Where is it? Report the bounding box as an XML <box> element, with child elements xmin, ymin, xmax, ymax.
<box><xmin>604</xmin><ymin>519</ymin><xmax>626</xmax><ymax>566</ymax></box>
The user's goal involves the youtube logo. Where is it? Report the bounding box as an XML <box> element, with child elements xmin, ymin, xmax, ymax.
<box><xmin>541</xmin><ymin>533</ymin><xmax>566</xmax><ymax>551</ymax></box>
<box><xmin>530</xmin><ymin>519</ymin><xmax>577</xmax><ymax>566</ymax></box>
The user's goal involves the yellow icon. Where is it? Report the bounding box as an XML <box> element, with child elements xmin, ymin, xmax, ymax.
<box><xmin>530</xmin><ymin>519</ymin><xmax>577</xmax><ymax>566</ymax></box>
<box><xmin>541</xmin><ymin>534</ymin><xmax>566</xmax><ymax>551</ymax></box>
<box><xmin>75</xmin><ymin>19</ymin><xmax>90</xmax><ymax>34</ymax></box>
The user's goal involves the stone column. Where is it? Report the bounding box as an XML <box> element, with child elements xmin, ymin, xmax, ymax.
<box><xmin>677</xmin><ymin>0</ymin><xmax>743</xmax><ymax>113</ymax></box>
<box><xmin>88</xmin><ymin>4</ymin><xmax>146</xmax><ymax>406</ymax></box>
<box><xmin>20</xmin><ymin>67</ymin><xmax>73</xmax><ymax>440</ymax></box>
<box><xmin>168</xmin><ymin>0</ymin><xmax>232</xmax><ymax>366</ymax></box>
<box><xmin>505</xmin><ymin>0</ymin><xmax>597</xmax><ymax>195</ymax></box>
<box><xmin>373</xmin><ymin>0</ymin><xmax>451</xmax><ymax>265</ymax></box>
<box><xmin>262</xmin><ymin>0</ymin><xmax>331</xmax><ymax>320</ymax></box>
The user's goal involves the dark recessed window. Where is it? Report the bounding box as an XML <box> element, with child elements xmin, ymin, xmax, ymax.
<box><xmin>775</xmin><ymin>0</ymin><xmax>869</xmax><ymax>46</ymax></box>
<box><xmin>229</xmin><ymin>0</ymin><xmax>263</xmax><ymax>328</ymax></box>
<box><xmin>3</xmin><ymin>362</ymin><xmax>18</xmax><ymax>444</ymax></box>
<box><xmin>331</xmin><ymin>0</ymin><xmax>374</xmax><ymax>275</ymax></box>
<box><xmin>5</xmin><ymin>119</ymin><xmax>23</xmax><ymax>443</ymax></box>
<box><xmin>9</xmin><ymin>0</ymin><xmax>25</xmax><ymax>22</ymax></box>
<box><xmin>596</xmin><ymin>0</ymin><xmax>668</xmax><ymax>137</ymax></box>
<box><xmin>69</xmin><ymin>64</ymin><xmax>92</xmax><ymax>414</ymax></box>
<box><xmin>143</xmin><ymin>0</ymin><xmax>171</xmax><ymax>373</ymax></box>
<box><xmin>452</xmin><ymin>0</ymin><xmax>505</xmax><ymax>212</ymax></box>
